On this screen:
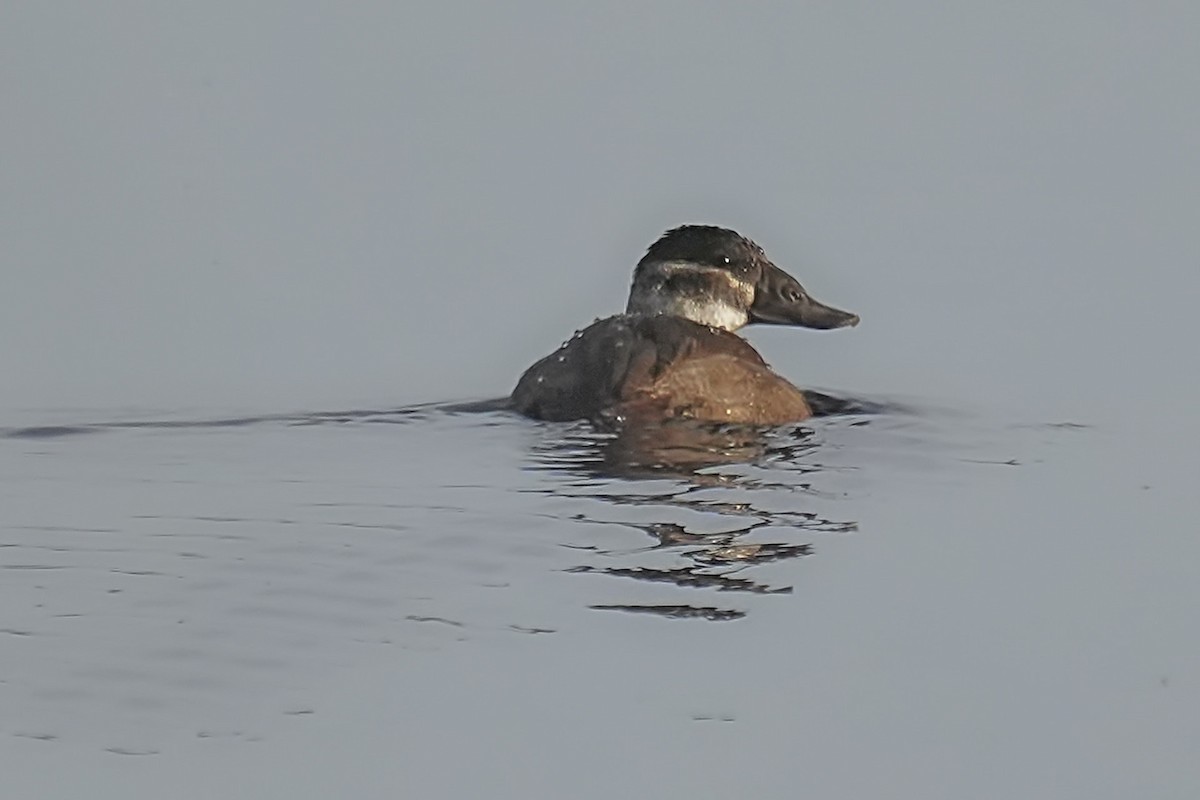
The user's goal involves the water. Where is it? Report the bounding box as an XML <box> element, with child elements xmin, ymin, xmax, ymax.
<box><xmin>4</xmin><ymin>3</ymin><xmax>1200</xmax><ymax>797</ymax></box>
<box><xmin>3</xmin><ymin>400</ymin><xmax>1196</xmax><ymax>798</ymax></box>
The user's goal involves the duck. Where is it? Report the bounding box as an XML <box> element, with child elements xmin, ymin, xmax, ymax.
<box><xmin>510</xmin><ymin>225</ymin><xmax>858</xmax><ymax>425</ymax></box>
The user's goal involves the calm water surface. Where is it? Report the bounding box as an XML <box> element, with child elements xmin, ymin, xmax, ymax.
<box><xmin>5</xmin><ymin>3</ymin><xmax>1199</xmax><ymax>796</ymax></box>
<box><xmin>3</xmin><ymin>400</ymin><xmax>1196</xmax><ymax>798</ymax></box>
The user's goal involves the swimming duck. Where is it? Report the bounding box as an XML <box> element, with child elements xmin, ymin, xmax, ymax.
<box><xmin>511</xmin><ymin>225</ymin><xmax>858</xmax><ymax>425</ymax></box>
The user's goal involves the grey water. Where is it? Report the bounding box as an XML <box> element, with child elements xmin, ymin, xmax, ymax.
<box><xmin>3</xmin><ymin>399</ymin><xmax>1197</xmax><ymax>798</ymax></box>
<box><xmin>4</xmin><ymin>4</ymin><xmax>1200</xmax><ymax>799</ymax></box>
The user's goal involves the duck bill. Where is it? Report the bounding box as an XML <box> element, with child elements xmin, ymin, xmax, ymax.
<box><xmin>749</xmin><ymin>262</ymin><xmax>860</xmax><ymax>330</ymax></box>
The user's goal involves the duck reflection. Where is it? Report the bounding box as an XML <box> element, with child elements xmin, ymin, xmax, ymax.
<box><xmin>528</xmin><ymin>415</ymin><xmax>861</xmax><ymax>621</ymax></box>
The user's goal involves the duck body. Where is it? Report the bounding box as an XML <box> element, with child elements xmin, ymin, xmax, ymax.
<box><xmin>511</xmin><ymin>225</ymin><xmax>858</xmax><ymax>426</ymax></box>
<box><xmin>511</xmin><ymin>314</ymin><xmax>813</xmax><ymax>424</ymax></box>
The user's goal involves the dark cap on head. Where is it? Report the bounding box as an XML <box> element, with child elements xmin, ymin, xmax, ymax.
<box><xmin>637</xmin><ymin>225</ymin><xmax>764</xmax><ymax>276</ymax></box>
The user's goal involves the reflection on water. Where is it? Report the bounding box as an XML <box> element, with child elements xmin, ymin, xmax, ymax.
<box><xmin>0</xmin><ymin>397</ymin><xmax>887</xmax><ymax>752</ymax></box>
<box><xmin>526</xmin><ymin>415</ymin><xmax>863</xmax><ymax>621</ymax></box>
<box><xmin>3</xmin><ymin>401</ymin><xmax>868</xmax><ymax>626</ymax></box>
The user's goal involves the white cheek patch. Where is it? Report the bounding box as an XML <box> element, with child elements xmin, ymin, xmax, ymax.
<box><xmin>626</xmin><ymin>261</ymin><xmax>752</xmax><ymax>331</ymax></box>
<box><xmin>682</xmin><ymin>299</ymin><xmax>749</xmax><ymax>331</ymax></box>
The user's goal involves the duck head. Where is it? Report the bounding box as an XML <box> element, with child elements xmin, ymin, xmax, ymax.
<box><xmin>625</xmin><ymin>225</ymin><xmax>859</xmax><ymax>332</ymax></box>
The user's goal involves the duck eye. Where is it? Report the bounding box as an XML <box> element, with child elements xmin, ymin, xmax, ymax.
<box><xmin>722</xmin><ymin>256</ymin><xmax>731</xmax><ymax>264</ymax></box>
